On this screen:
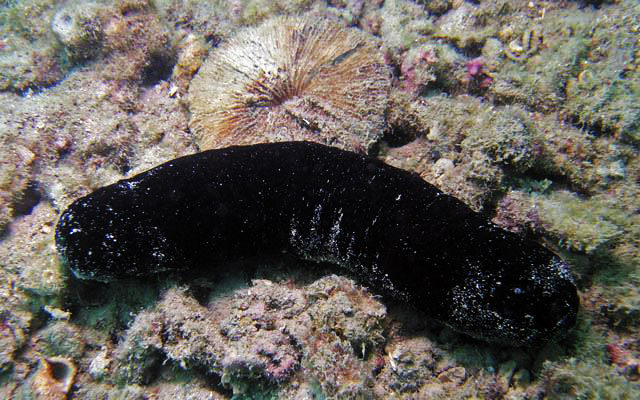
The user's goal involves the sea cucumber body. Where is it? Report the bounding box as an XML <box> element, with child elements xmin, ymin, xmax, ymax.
<box><xmin>56</xmin><ymin>141</ymin><xmax>578</xmax><ymax>345</ymax></box>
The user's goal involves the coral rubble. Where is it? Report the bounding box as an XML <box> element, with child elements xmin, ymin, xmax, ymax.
<box><xmin>114</xmin><ymin>276</ymin><xmax>386</xmax><ymax>397</ymax></box>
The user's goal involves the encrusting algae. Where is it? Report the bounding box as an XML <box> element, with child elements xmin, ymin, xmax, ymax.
<box><xmin>188</xmin><ymin>15</ymin><xmax>391</xmax><ymax>152</ymax></box>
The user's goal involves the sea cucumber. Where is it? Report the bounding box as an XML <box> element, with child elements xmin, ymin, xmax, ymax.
<box><xmin>55</xmin><ymin>141</ymin><xmax>578</xmax><ymax>345</ymax></box>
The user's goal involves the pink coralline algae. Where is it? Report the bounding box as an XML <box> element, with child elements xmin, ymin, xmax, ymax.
<box><xmin>466</xmin><ymin>57</ymin><xmax>493</xmax><ymax>90</ymax></box>
<box><xmin>400</xmin><ymin>47</ymin><xmax>438</xmax><ymax>95</ymax></box>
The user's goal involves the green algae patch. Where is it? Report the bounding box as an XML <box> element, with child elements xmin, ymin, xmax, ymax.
<box><xmin>492</xmin><ymin>10</ymin><xmax>591</xmax><ymax>112</ymax></box>
<box><xmin>563</xmin><ymin>0</ymin><xmax>640</xmax><ymax>142</ymax></box>
<box><xmin>541</xmin><ymin>357</ymin><xmax>638</xmax><ymax>399</ymax></box>
<box><xmin>538</xmin><ymin>191</ymin><xmax>626</xmax><ymax>254</ymax></box>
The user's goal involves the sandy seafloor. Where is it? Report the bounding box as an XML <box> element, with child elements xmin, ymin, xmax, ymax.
<box><xmin>0</xmin><ymin>0</ymin><xmax>639</xmax><ymax>399</ymax></box>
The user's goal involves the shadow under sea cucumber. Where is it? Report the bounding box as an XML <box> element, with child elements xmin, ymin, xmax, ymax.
<box><xmin>55</xmin><ymin>141</ymin><xmax>578</xmax><ymax>346</ymax></box>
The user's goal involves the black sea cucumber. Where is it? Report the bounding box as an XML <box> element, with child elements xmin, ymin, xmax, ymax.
<box><xmin>55</xmin><ymin>141</ymin><xmax>579</xmax><ymax>345</ymax></box>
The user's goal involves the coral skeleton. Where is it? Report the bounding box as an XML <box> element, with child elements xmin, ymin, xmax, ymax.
<box><xmin>189</xmin><ymin>15</ymin><xmax>391</xmax><ymax>152</ymax></box>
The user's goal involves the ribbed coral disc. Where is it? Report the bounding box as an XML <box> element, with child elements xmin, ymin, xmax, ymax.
<box><xmin>188</xmin><ymin>16</ymin><xmax>391</xmax><ymax>151</ymax></box>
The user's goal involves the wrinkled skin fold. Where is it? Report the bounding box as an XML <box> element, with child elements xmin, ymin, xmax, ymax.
<box><xmin>56</xmin><ymin>141</ymin><xmax>579</xmax><ymax>346</ymax></box>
